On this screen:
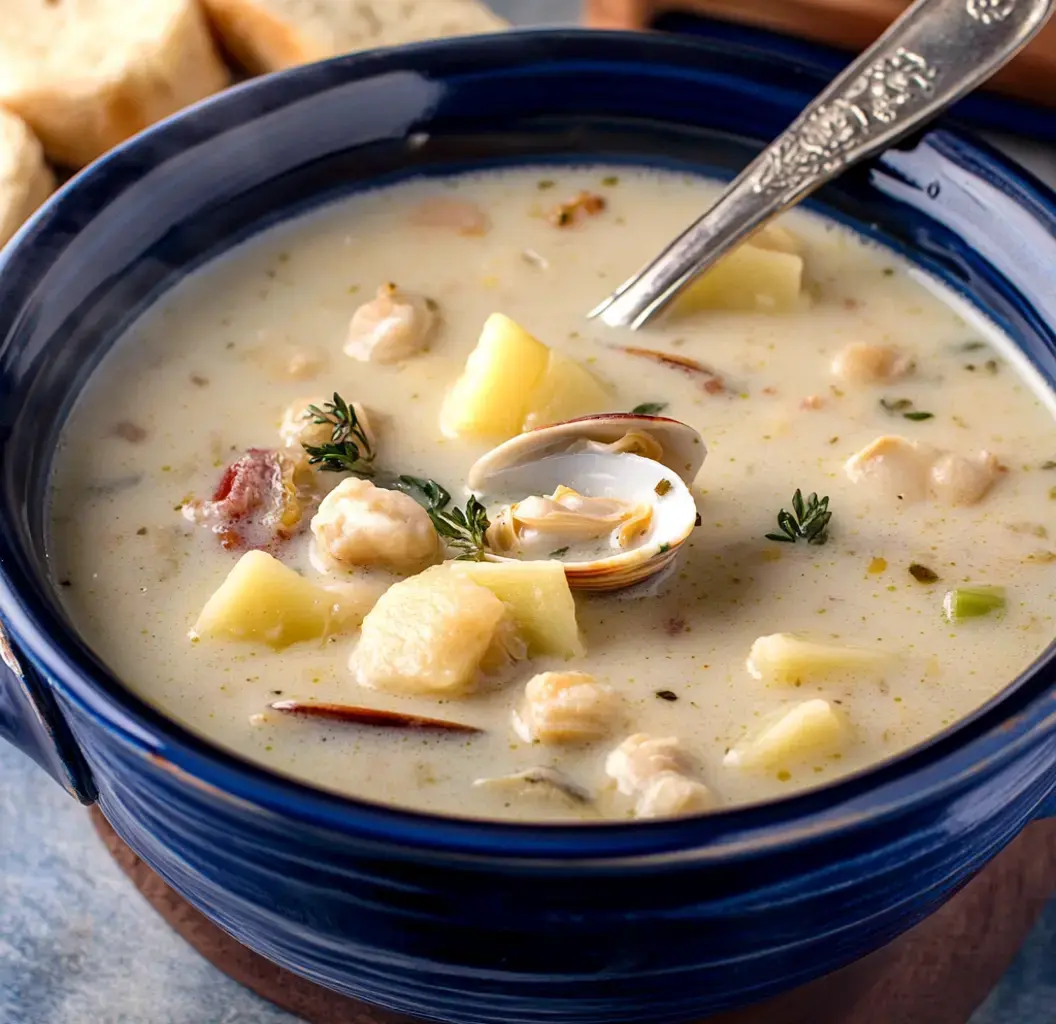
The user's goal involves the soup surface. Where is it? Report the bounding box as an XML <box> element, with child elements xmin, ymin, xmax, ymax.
<box><xmin>49</xmin><ymin>166</ymin><xmax>1056</xmax><ymax>821</ymax></box>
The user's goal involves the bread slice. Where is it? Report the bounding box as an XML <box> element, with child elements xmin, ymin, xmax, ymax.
<box><xmin>0</xmin><ymin>0</ymin><xmax>230</xmax><ymax>168</ymax></box>
<box><xmin>0</xmin><ymin>108</ymin><xmax>55</xmax><ymax>249</ymax></box>
<box><xmin>201</xmin><ymin>0</ymin><xmax>508</xmax><ymax>74</ymax></box>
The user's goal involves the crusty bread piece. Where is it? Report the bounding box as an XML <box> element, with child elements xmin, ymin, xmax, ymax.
<box><xmin>0</xmin><ymin>0</ymin><xmax>230</xmax><ymax>168</ymax></box>
<box><xmin>0</xmin><ymin>108</ymin><xmax>55</xmax><ymax>249</ymax></box>
<box><xmin>201</xmin><ymin>0</ymin><xmax>507</xmax><ymax>74</ymax></box>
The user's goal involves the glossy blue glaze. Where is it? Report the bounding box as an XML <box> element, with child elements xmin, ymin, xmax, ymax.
<box><xmin>2</xmin><ymin>29</ymin><xmax>1056</xmax><ymax>1024</ymax></box>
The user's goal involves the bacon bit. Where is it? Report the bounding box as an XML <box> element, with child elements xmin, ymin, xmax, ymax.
<box><xmin>618</xmin><ymin>346</ymin><xmax>727</xmax><ymax>394</ymax></box>
<box><xmin>801</xmin><ymin>395</ymin><xmax>824</xmax><ymax>410</ymax></box>
<box><xmin>268</xmin><ymin>701</ymin><xmax>482</xmax><ymax>734</ymax></box>
<box><xmin>762</xmin><ymin>386</ymin><xmax>778</xmax><ymax>396</ymax></box>
<box><xmin>549</xmin><ymin>191</ymin><xmax>607</xmax><ymax>228</ymax></box>
<box><xmin>113</xmin><ymin>421</ymin><xmax>147</xmax><ymax>443</ymax></box>
<box><xmin>843</xmin><ymin>297</ymin><xmax>861</xmax><ymax>310</ymax></box>
<box><xmin>410</xmin><ymin>197</ymin><xmax>490</xmax><ymax>236</ymax></box>
<box><xmin>182</xmin><ymin>448</ymin><xmax>306</xmax><ymax>551</ymax></box>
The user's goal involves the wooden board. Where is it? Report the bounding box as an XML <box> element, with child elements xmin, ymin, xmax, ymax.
<box><xmin>583</xmin><ymin>0</ymin><xmax>1056</xmax><ymax>109</ymax></box>
<box><xmin>90</xmin><ymin>807</ymin><xmax>1056</xmax><ymax>1024</ymax></box>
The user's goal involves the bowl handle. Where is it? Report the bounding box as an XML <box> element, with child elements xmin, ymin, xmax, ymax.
<box><xmin>0</xmin><ymin>617</ymin><xmax>96</xmax><ymax>803</ymax></box>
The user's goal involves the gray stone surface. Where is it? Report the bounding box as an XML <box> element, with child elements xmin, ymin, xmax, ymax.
<box><xmin>2</xmin><ymin>2</ymin><xmax>1055</xmax><ymax>1023</ymax></box>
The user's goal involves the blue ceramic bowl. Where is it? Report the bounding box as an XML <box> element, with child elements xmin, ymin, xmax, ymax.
<box><xmin>2</xmin><ymin>29</ymin><xmax>1056</xmax><ymax>1024</ymax></box>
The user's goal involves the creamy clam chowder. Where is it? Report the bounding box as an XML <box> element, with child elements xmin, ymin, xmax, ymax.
<box><xmin>49</xmin><ymin>167</ymin><xmax>1056</xmax><ymax>821</ymax></box>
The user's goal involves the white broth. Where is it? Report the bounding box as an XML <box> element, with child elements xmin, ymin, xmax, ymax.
<box><xmin>48</xmin><ymin>166</ymin><xmax>1056</xmax><ymax>821</ymax></box>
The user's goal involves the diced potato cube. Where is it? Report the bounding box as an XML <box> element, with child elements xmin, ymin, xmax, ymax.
<box><xmin>747</xmin><ymin>633</ymin><xmax>887</xmax><ymax>685</ymax></box>
<box><xmin>522</xmin><ymin>351</ymin><xmax>611</xmax><ymax>430</ymax></box>
<box><xmin>675</xmin><ymin>243</ymin><xmax>803</xmax><ymax>314</ymax></box>
<box><xmin>351</xmin><ymin>566</ymin><xmax>507</xmax><ymax>696</ymax></box>
<box><xmin>449</xmin><ymin>559</ymin><xmax>583</xmax><ymax>658</ymax></box>
<box><xmin>754</xmin><ymin>223</ymin><xmax>801</xmax><ymax>255</ymax></box>
<box><xmin>192</xmin><ymin>550</ymin><xmax>351</xmax><ymax>649</ymax></box>
<box><xmin>723</xmin><ymin>699</ymin><xmax>845</xmax><ymax>769</ymax></box>
<box><xmin>440</xmin><ymin>313</ymin><xmax>549</xmax><ymax>439</ymax></box>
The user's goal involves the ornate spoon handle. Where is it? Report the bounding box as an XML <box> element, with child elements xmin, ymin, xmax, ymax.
<box><xmin>590</xmin><ymin>0</ymin><xmax>1055</xmax><ymax>330</ymax></box>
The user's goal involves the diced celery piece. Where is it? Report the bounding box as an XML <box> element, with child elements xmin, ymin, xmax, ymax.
<box><xmin>943</xmin><ymin>586</ymin><xmax>1006</xmax><ymax>623</ymax></box>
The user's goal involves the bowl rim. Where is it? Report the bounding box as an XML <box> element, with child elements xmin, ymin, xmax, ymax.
<box><xmin>3</xmin><ymin>27</ymin><xmax>1056</xmax><ymax>863</ymax></box>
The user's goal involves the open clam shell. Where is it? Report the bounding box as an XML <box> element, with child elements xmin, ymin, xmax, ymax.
<box><xmin>467</xmin><ymin>413</ymin><xmax>706</xmax><ymax>491</ymax></box>
<box><xmin>478</xmin><ymin>451</ymin><xmax>698</xmax><ymax>592</ymax></box>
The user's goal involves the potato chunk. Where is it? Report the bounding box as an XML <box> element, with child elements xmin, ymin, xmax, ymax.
<box><xmin>512</xmin><ymin>671</ymin><xmax>619</xmax><ymax>744</ymax></box>
<box><xmin>522</xmin><ymin>351</ymin><xmax>611</xmax><ymax>430</ymax></box>
<box><xmin>723</xmin><ymin>699</ymin><xmax>845</xmax><ymax>770</ymax></box>
<box><xmin>192</xmin><ymin>550</ymin><xmax>356</xmax><ymax>649</ymax></box>
<box><xmin>747</xmin><ymin>633</ymin><xmax>887</xmax><ymax>685</ymax></box>
<box><xmin>311</xmin><ymin>478</ymin><xmax>440</xmax><ymax>575</ymax></box>
<box><xmin>449</xmin><ymin>558</ymin><xmax>583</xmax><ymax>658</ymax></box>
<box><xmin>440</xmin><ymin>313</ymin><xmax>549</xmax><ymax>438</ymax></box>
<box><xmin>675</xmin><ymin>243</ymin><xmax>803</xmax><ymax>314</ymax></box>
<box><xmin>351</xmin><ymin>567</ymin><xmax>509</xmax><ymax>696</ymax></box>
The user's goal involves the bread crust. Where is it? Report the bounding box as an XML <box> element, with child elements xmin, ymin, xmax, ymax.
<box><xmin>0</xmin><ymin>108</ymin><xmax>55</xmax><ymax>248</ymax></box>
<box><xmin>0</xmin><ymin>1</ymin><xmax>230</xmax><ymax>168</ymax></box>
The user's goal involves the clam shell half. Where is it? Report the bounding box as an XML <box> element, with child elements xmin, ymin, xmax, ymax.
<box><xmin>480</xmin><ymin>451</ymin><xmax>698</xmax><ymax>592</ymax></box>
<box><xmin>467</xmin><ymin>413</ymin><xmax>706</xmax><ymax>492</ymax></box>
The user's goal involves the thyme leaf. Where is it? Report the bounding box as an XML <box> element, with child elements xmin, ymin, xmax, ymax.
<box><xmin>429</xmin><ymin>495</ymin><xmax>490</xmax><ymax>561</ymax></box>
<box><xmin>765</xmin><ymin>489</ymin><xmax>832</xmax><ymax>545</ymax></box>
<box><xmin>302</xmin><ymin>393</ymin><xmax>375</xmax><ymax>474</ymax></box>
<box><xmin>391</xmin><ymin>475</ymin><xmax>451</xmax><ymax>511</ymax></box>
<box><xmin>631</xmin><ymin>401</ymin><xmax>668</xmax><ymax>415</ymax></box>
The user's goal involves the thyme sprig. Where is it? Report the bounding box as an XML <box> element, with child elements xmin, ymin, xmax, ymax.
<box><xmin>391</xmin><ymin>475</ymin><xmax>451</xmax><ymax>511</ymax></box>
<box><xmin>429</xmin><ymin>495</ymin><xmax>491</xmax><ymax>561</ymax></box>
<box><xmin>766</xmin><ymin>489</ymin><xmax>832</xmax><ymax>545</ymax></box>
<box><xmin>302</xmin><ymin>393</ymin><xmax>375</xmax><ymax>474</ymax></box>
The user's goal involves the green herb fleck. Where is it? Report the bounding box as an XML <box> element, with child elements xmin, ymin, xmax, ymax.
<box><xmin>880</xmin><ymin>397</ymin><xmax>913</xmax><ymax>413</ymax></box>
<box><xmin>960</xmin><ymin>341</ymin><xmax>987</xmax><ymax>352</ymax></box>
<box><xmin>655</xmin><ymin>689</ymin><xmax>678</xmax><ymax>702</ymax></box>
<box><xmin>391</xmin><ymin>475</ymin><xmax>451</xmax><ymax>511</ymax></box>
<box><xmin>428</xmin><ymin>495</ymin><xmax>490</xmax><ymax>561</ymax></box>
<box><xmin>658</xmin><ymin>543</ymin><xmax>671</xmax><ymax>554</ymax></box>
<box><xmin>984</xmin><ymin>359</ymin><xmax>999</xmax><ymax>374</ymax></box>
<box><xmin>548</xmin><ymin>546</ymin><xmax>569</xmax><ymax>558</ymax></box>
<box><xmin>1041</xmin><ymin>460</ymin><xmax>1056</xmax><ymax>470</ymax></box>
<box><xmin>655</xmin><ymin>479</ymin><xmax>673</xmax><ymax>497</ymax></box>
<box><xmin>302</xmin><ymin>393</ymin><xmax>375</xmax><ymax>474</ymax></box>
<box><xmin>908</xmin><ymin>563</ymin><xmax>939</xmax><ymax>584</ymax></box>
<box><xmin>602</xmin><ymin>175</ymin><xmax>620</xmax><ymax>187</ymax></box>
<box><xmin>631</xmin><ymin>401</ymin><xmax>668</xmax><ymax>416</ymax></box>
<box><xmin>903</xmin><ymin>411</ymin><xmax>934</xmax><ymax>422</ymax></box>
<box><xmin>882</xmin><ymin>267</ymin><xmax>895</xmax><ymax>277</ymax></box>
<box><xmin>766</xmin><ymin>489</ymin><xmax>832</xmax><ymax>545</ymax></box>
<box><xmin>537</xmin><ymin>179</ymin><xmax>556</xmax><ymax>191</ymax></box>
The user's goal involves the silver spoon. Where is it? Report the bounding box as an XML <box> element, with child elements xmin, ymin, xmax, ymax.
<box><xmin>590</xmin><ymin>0</ymin><xmax>1055</xmax><ymax>331</ymax></box>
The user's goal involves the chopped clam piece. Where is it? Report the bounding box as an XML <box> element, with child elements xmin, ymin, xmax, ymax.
<box><xmin>831</xmin><ymin>342</ymin><xmax>914</xmax><ymax>385</ymax></box>
<box><xmin>280</xmin><ymin>396</ymin><xmax>374</xmax><ymax>452</ymax></box>
<box><xmin>512</xmin><ymin>671</ymin><xmax>620</xmax><ymax>744</ymax></box>
<box><xmin>634</xmin><ymin>771</ymin><xmax>714</xmax><ymax>818</ymax></box>
<box><xmin>604</xmin><ymin>733</ymin><xmax>695</xmax><ymax>796</ymax></box>
<box><xmin>410</xmin><ymin>196</ymin><xmax>490</xmax><ymax>236</ymax></box>
<box><xmin>473</xmin><ymin>767</ymin><xmax>591</xmax><ymax>805</ymax></box>
<box><xmin>345</xmin><ymin>283</ymin><xmax>437</xmax><ymax>364</ymax></box>
<box><xmin>311</xmin><ymin>478</ymin><xmax>440</xmax><ymax>575</ymax></box>
<box><xmin>350</xmin><ymin>566</ymin><xmax>513</xmax><ymax>696</ymax></box>
<box><xmin>724</xmin><ymin>699</ymin><xmax>845</xmax><ymax>770</ymax></box>
<box><xmin>747</xmin><ymin>633</ymin><xmax>888</xmax><ymax>685</ymax></box>
<box><xmin>844</xmin><ymin>435</ymin><xmax>931</xmax><ymax>502</ymax></box>
<box><xmin>928</xmin><ymin>451</ymin><xmax>1000</xmax><ymax>506</ymax></box>
<box><xmin>845</xmin><ymin>435</ymin><xmax>1001</xmax><ymax>506</ymax></box>
<box><xmin>487</xmin><ymin>485</ymin><xmax>652</xmax><ymax>558</ymax></box>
